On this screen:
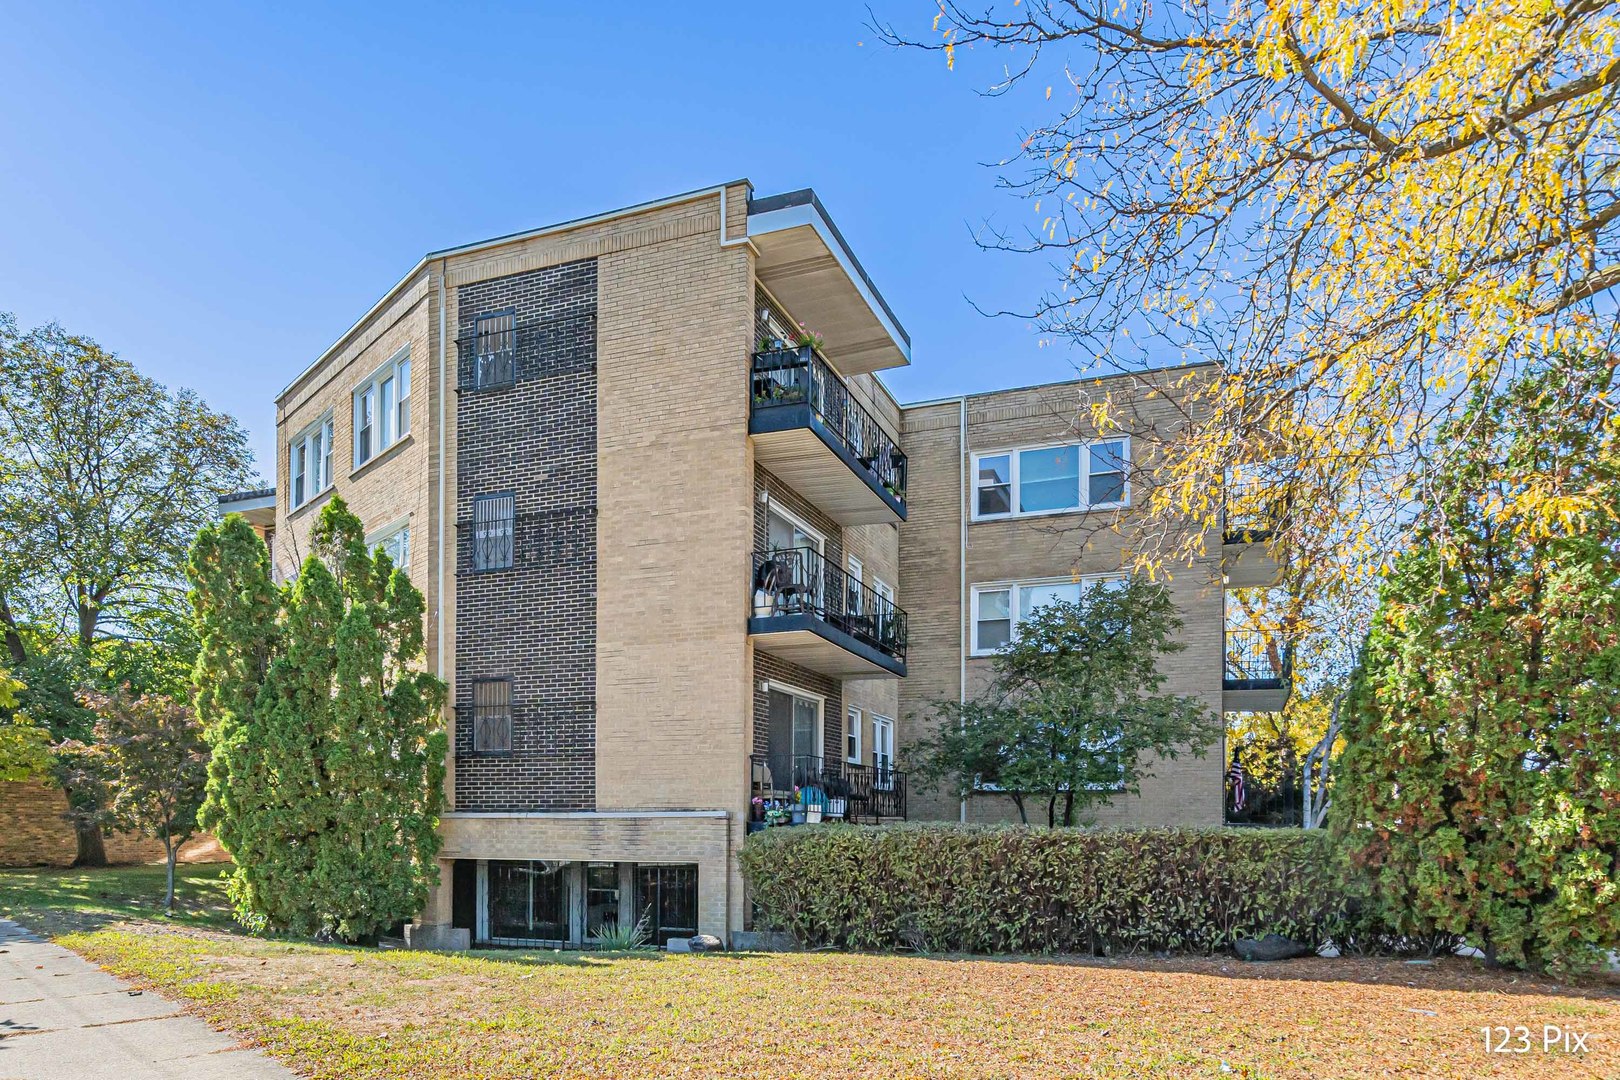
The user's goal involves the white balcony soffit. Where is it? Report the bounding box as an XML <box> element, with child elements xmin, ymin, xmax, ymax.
<box><xmin>747</xmin><ymin>191</ymin><xmax>910</xmax><ymax>376</ymax></box>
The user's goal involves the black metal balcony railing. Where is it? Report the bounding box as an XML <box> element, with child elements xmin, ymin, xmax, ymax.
<box><xmin>751</xmin><ymin>546</ymin><xmax>908</xmax><ymax>663</ymax></box>
<box><xmin>750</xmin><ymin>754</ymin><xmax>907</xmax><ymax>826</ymax></box>
<box><xmin>1223</xmin><ymin>476</ymin><xmax>1288</xmax><ymax>544</ymax></box>
<box><xmin>751</xmin><ymin>346</ymin><xmax>908</xmax><ymax>504</ymax></box>
<box><xmin>1226</xmin><ymin>768</ymin><xmax>1303</xmax><ymax>827</ymax></box>
<box><xmin>1223</xmin><ymin>629</ymin><xmax>1293</xmax><ymax>689</ymax></box>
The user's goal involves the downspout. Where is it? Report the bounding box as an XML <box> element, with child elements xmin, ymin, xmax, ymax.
<box><xmin>436</xmin><ymin>261</ymin><xmax>448</xmax><ymax>681</ymax></box>
<box><xmin>959</xmin><ymin>396</ymin><xmax>969</xmax><ymax>824</ymax></box>
<box><xmin>437</xmin><ymin>261</ymin><xmax>451</xmax><ymax>822</ymax></box>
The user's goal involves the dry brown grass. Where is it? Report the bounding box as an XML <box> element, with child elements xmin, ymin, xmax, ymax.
<box><xmin>52</xmin><ymin>920</ymin><xmax>1620</xmax><ymax>1079</ymax></box>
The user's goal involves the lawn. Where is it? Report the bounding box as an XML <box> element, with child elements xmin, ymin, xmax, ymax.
<box><xmin>2</xmin><ymin>867</ymin><xmax>1617</xmax><ymax>1079</ymax></box>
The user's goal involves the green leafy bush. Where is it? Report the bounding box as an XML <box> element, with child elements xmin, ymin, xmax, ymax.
<box><xmin>741</xmin><ymin>824</ymin><xmax>1348</xmax><ymax>955</ymax></box>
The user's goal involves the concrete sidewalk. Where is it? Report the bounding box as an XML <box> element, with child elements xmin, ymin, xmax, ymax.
<box><xmin>0</xmin><ymin>919</ymin><xmax>296</xmax><ymax>1079</ymax></box>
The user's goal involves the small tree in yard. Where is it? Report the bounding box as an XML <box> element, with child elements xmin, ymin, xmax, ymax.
<box><xmin>82</xmin><ymin>690</ymin><xmax>208</xmax><ymax>914</ymax></box>
<box><xmin>188</xmin><ymin>496</ymin><xmax>447</xmax><ymax>941</ymax></box>
<box><xmin>910</xmin><ymin>577</ymin><xmax>1219</xmax><ymax>826</ymax></box>
<box><xmin>0</xmin><ymin>662</ymin><xmax>49</xmax><ymax>782</ymax></box>
<box><xmin>1334</xmin><ymin>352</ymin><xmax>1620</xmax><ymax>974</ymax></box>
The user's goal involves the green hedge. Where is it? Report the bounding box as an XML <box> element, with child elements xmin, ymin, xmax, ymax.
<box><xmin>740</xmin><ymin>824</ymin><xmax>1348</xmax><ymax>955</ymax></box>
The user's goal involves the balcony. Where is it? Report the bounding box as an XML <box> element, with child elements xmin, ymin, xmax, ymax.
<box><xmin>1222</xmin><ymin>476</ymin><xmax>1286</xmax><ymax>587</ymax></box>
<box><xmin>750</xmin><ymin>347</ymin><xmax>907</xmax><ymax>525</ymax></box>
<box><xmin>749</xmin><ymin>546</ymin><xmax>907</xmax><ymax>679</ymax></box>
<box><xmin>749</xmin><ymin>754</ymin><xmax>907</xmax><ymax>828</ymax></box>
<box><xmin>746</xmin><ymin>189</ymin><xmax>911</xmax><ymax>375</ymax></box>
<box><xmin>1223</xmin><ymin>629</ymin><xmax>1292</xmax><ymax>713</ymax></box>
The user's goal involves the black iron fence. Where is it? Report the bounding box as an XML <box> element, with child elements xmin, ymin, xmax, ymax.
<box><xmin>1223</xmin><ymin>629</ymin><xmax>1292</xmax><ymax>689</ymax></box>
<box><xmin>751</xmin><ymin>546</ymin><xmax>908</xmax><ymax>662</ymax></box>
<box><xmin>1223</xmin><ymin>475</ymin><xmax>1288</xmax><ymax>543</ymax></box>
<box><xmin>1226</xmin><ymin>766</ymin><xmax>1303</xmax><ymax>826</ymax></box>
<box><xmin>750</xmin><ymin>753</ymin><xmax>907</xmax><ymax>826</ymax></box>
<box><xmin>751</xmin><ymin>346</ymin><xmax>908</xmax><ymax>504</ymax></box>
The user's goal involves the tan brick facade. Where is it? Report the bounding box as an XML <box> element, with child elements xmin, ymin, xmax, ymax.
<box><xmin>898</xmin><ymin>373</ymin><xmax>1228</xmax><ymax>827</ymax></box>
<box><xmin>0</xmin><ymin>781</ymin><xmax>226</xmax><ymax>868</ymax></box>
<box><xmin>263</xmin><ymin>182</ymin><xmax>1238</xmax><ymax>948</ymax></box>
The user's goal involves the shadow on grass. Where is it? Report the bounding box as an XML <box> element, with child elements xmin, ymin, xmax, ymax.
<box><xmin>772</xmin><ymin>944</ymin><xmax>1620</xmax><ymax>1002</ymax></box>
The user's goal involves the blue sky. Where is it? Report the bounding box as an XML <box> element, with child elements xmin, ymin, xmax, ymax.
<box><xmin>0</xmin><ymin>2</ymin><xmax>1079</xmax><ymax>477</ymax></box>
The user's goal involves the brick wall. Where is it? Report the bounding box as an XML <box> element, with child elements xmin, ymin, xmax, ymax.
<box><xmin>898</xmin><ymin>373</ymin><xmax>1227</xmax><ymax>827</ymax></box>
<box><xmin>0</xmin><ymin>781</ymin><xmax>226</xmax><ymax>868</ymax></box>
<box><xmin>452</xmin><ymin>258</ymin><xmax>599</xmax><ymax>812</ymax></box>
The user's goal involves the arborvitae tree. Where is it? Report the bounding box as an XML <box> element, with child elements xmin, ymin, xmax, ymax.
<box><xmin>1333</xmin><ymin>352</ymin><xmax>1620</xmax><ymax>974</ymax></box>
<box><xmin>188</xmin><ymin>496</ymin><xmax>447</xmax><ymax>941</ymax></box>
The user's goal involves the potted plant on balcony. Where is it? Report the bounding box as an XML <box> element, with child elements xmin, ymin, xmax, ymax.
<box><xmin>793</xmin><ymin>323</ymin><xmax>824</xmax><ymax>351</ymax></box>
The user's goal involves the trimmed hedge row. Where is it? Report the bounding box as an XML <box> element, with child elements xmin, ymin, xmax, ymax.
<box><xmin>739</xmin><ymin>824</ymin><xmax>1348</xmax><ymax>955</ymax></box>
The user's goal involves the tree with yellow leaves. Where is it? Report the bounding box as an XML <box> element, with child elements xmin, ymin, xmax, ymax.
<box><xmin>881</xmin><ymin>1</ymin><xmax>1620</xmax><ymax>624</ymax></box>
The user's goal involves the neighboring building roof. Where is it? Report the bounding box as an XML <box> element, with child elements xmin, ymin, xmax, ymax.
<box><xmin>218</xmin><ymin>487</ymin><xmax>277</xmax><ymax>525</ymax></box>
<box><xmin>899</xmin><ymin>359</ymin><xmax>1220</xmax><ymax>410</ymax></box>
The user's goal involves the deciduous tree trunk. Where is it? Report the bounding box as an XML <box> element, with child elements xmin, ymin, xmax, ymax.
<box><xmin>74</xmin><ymin>821</ymin><xmax>107</xmax><ymax>867</ymax></box>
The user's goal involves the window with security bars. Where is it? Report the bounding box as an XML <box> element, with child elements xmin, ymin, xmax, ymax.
<box><xmin>472</xmin><ymin>494</ymin><xmax>514</xmax><ymax>570</ymax></box>
<box><xmin>472</xmin><ymin>678</ymin><xmax>512</xmax><ymax>753</ymax></box>
<box><xmin>474</xmin><ymin>311</ymin><xmax>516</xmax><ymax>388</ymax></box>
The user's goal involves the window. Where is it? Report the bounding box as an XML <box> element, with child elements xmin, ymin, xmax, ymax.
<box><xmin>872</xmin><ymin>715</ymin><xmax>895</xmax><ymax>788</ymax></box>
<box><xmin>474</xmin><ymin>311</ymin><xmax>516</xmax><ymax>388</ymax></box>
<box><xmin>353</xmin><ymin>348</ymin><xmax>412</xmax><ymax>469</ymax></box>
<box><xmin>396</xmin><ymin>358</ymin><xmax>412</xmax><ymax>436</ymax></box>
<box><xmin>356</xmin><ymin>387</ymin><xmax>374</xmax><ymax>465</ymax></box>
<box><xmin>763</xmin><ymin>683</ymin><xmax>823</xmax><ymax>782</ymax></box>
<box><xmin>971</xmin><ymin>574</ymin><xmax>1127</xmax><ymax>654</ymax></box>
<box><xmin>1019</xmin><ymin>445</ymin><xmax>1081</xmax><ymax>513</ymax></box>
<box><xmin>846</xmin><ymin>705</ymin><xmax>863</xmax><ymax>763</ymax></box>
<box><xmin>472</xmin><ymin>494</ymin><xmax>515</xmax><ymax>571</ymax></box>
<box><xmin>846</xmin><ymin>555</ymin><xmax>864</xmax><ymax>615</ymax></box>
<box><xmin>972</xmin><ymin>438</ymin><xmax>1131</xmax><ymax>520</ymax></box>
<box><xmin>288</xmin><ymin>413</ymin><xmax>335</xmax><ymax>510</ymax></box>
<box><xmin>489</xmin><ymin>860</ymin><xmax>568</xmax><ymax>945</ymax></box>
<box><xmin>369</xmin><ymin>520</ymin><xmax>410</xmax><ymax>574</ymax></box>
<box><xmin>585</xmin><ymin>863</ymin><xmax>620</xmax><ymax>936</ymax></box>
<box><xmin>471</xmin><ymin>678</ymin><xmax>512</xmax><ymax>752</ymax></box>
<box><xmin>976</xmin><ymin>454</ymin><xmax>1011</xmax><ymax>517</ymax></box>
<box><xmin>1089</xmin><ymin>441</ymin><xmax>1127</xmax><ymax>505</ymax></box>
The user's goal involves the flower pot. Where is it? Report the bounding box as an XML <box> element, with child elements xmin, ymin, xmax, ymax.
<box><xmin>790</xmin><ymin>809</ymin><xmax>806</xmax><ymax>825</ymax></box>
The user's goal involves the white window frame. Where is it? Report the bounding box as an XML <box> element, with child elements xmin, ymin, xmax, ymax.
<box><xmin>971</xmin><ymin>437</ymin><xmax>1131</xmax><ymax>521</ymax></box>
<box><xmin>970</xmin><ymin>573</ymin><xmax>1128</xmax><ymax>656</ymax></box>
<box><xmin>871</xmin><ymin>715</ymin><xmax>896</xmax><ymax>789</ymax></box>
<box><xmin>846</xmin><ymin>704</ymin><xmax>863</xmax><ymax>764</ymax></box>
<box><xmin>288</xmin><ymin>412</ymin><xmax>335</xmax><ymax>511</ymax></box>
<box><xmin>367</xmin><ymin>516</ymin><xmax>411</xmax><ymax>574</ymax></box>
<box><xmin>353</xmin><ymin>346</ymin><xmax>412</xmax><ymax>470</ymax></box>
<box><xmin>763</xmin><ymin>499</ymin><xmax>826</xmax><ymax>554</ymax></box>
<box><xmin>762</xmin><ymin>679</ymin><xmax>825</xmax><ymax>761</ymax></box>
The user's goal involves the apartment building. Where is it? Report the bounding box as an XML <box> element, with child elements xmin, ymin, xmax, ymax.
<box><xmin>219</xmin><ymin>179</ymin><xmax>1286</xmax><ymax>949</ymax></box>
